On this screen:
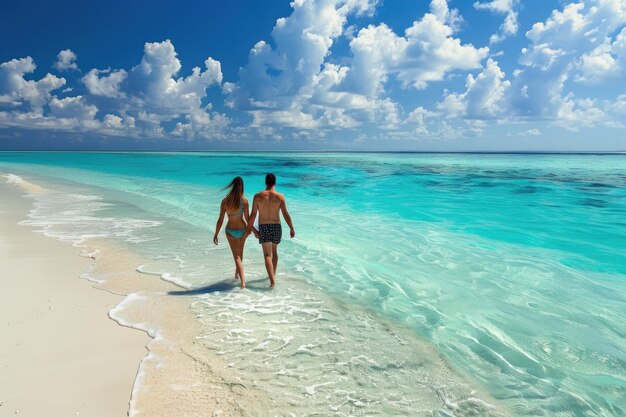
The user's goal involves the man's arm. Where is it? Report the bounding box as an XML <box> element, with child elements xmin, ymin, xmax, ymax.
<box><xmin>280</xmin><ymin>196</ymin><xmax>295</xmax><ymax>238</ymax></box>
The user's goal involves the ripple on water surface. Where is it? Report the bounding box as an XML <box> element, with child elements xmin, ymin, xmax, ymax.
<box><xmin>191</xmin><ymin>281</ymin><xmax>510</xmax><ymax>417</ymax></box>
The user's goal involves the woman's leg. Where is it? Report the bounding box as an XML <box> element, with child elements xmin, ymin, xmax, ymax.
<box><xmin>237</xmin><ymin>236</ymin><xmax>246</xmax><ymax>288</ymax></box>
<box><xmin>226</xmin><ymin>233</ymin><xmax>245</xmax><ymax>288</ymax></box>
<box><xmin>232</xmin><ymin>235</ymin><xmax>247</xmax><ymax>281</ymax></box>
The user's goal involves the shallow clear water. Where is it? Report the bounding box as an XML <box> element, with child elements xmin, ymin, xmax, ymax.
<box><xmin>1</xmin><ymin>152</ymin><xmax>625</xmax><ymax>416</ymax></box>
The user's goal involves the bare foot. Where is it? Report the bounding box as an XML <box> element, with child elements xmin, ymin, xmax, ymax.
<box><xmin>269</xmin><ymin>278</ymin><xmax>275</xmax><ymax>288</ymax></box>
<box><xmin>234</xmin><ymin>272</ymin><xmax>239</xmax><ymax>280</ymax></box>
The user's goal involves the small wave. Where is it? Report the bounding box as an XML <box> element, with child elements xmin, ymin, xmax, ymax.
<box><xmin>108</xmin><ymin>293</ymin><xmax>159</xmax><ymax>338</ymax></box>
<box><xmin>161</xmin><ymin>272</ymin><xmax>191</xmax><ymax>289</ymax></box>
<box><xmin>3</xmin><ymin>173</ymin><xmax>46</xmax><ymax>193</ymax></box>
<box><xmin>17</xmin><ymin>190</ymin><xmax>162</xmax><ymax>246</ymax></box>
<box><xmin>135</xmin><ymin>265</ymin><xmax>192</xmax><ymax>289</ymax></box>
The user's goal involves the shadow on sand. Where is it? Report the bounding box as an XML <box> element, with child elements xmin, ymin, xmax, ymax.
<box><xmin>167</xmin><ymin>277</ymin><xmax>273</xmax><ymax>296</ymax></box>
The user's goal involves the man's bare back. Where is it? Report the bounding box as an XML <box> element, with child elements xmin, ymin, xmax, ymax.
<box><xmin>254</xmin><ymin>189</ymin><xmax>285</xmax><ymax>225</ymax></box>
<box><xmin>245</xmin><ymin>173</ymin><xmax>295</xmax><ymax>287</ymax></box>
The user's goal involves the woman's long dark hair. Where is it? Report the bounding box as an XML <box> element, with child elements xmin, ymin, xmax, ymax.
<box><xmin>222</xmin><ymin>176</ymin><xmax>244</xmax><ymax>211</ymax></box>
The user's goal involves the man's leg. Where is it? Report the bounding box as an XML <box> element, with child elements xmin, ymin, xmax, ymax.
<box><xmin>262</xmin><ymin>242</ymin><xmax>275</xmax><ymax>287</ymax></box>
<box><xmin>272</xmin><ymin>244</ymin><xmax>278</xmax><ymax>275</ymax></box>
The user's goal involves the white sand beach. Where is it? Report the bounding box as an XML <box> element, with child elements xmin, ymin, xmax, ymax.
<box><xmin>0</xmin><ymin>178</ymin><xmax>266</xmax><ymax>417</ymax></box>
<box><xmin>0</xmin><ymin>181</ymin><xmax>149</xmax><ymax>416</ymax></box>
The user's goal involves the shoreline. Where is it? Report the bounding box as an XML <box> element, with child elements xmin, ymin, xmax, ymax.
<box><xmin>0</xmin><ymin>171</ymin><xmax>514</xmax><ymax>417</ymax></box>
<box><xmin>0</xmin><ymin>181</ymin><xmax>149</xmax><ymax>416</ymax></box>
<box><xmin>0</xmin><ymin>178</ymin><xmax>265</xmax><ymax>416</ymax></box>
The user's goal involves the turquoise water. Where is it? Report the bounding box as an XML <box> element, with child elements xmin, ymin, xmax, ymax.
<box><xmin>1</xmin><ymin>152</ymin><xmax>625</xmax><ymax>416</ymax></box>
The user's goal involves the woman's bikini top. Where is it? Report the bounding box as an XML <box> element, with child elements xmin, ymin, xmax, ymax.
<box><xmin>226</xmin><ymin>201</ymin><xmax>244</xmax><ymax>217</ymax></box>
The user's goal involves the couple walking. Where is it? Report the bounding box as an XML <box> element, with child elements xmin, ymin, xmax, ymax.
<box><xmin>213</xmin><ymin>173</ymin><xmax>295</xmax><ymax>289</ymax></box>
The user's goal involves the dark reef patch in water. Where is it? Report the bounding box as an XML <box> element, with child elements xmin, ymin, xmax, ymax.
<box><xmin>580</xmin><ymin>198</ymin><xmax>608</xmax><ymax>208</ymax></box>
<box><xmin>218</xmin><ymin>171</ymin><xmax>267</xmax><ymax>177</ymax></box>
<box><xmin>280</xmin><ymin>173</ymin><xmax>332</xmax><ymax>188</ymax></box>
<box><xmin>390</xmin><ymin>170</ymin><xmax>414</xmax><ymax>177</ymax></box>
<box><xmin>515</xmin><ymin>186</ymin><xmax>539</xmax><ymax>194</ymax></box>
<box><xmin>255</xmin><ymin>159</ymin><xmax>315</xmax><ymax>169</ymax></box>
<box><xmin>587</xmin><ymin>182</ymin><xmax>615</xmax><ymax>188</ymax></box>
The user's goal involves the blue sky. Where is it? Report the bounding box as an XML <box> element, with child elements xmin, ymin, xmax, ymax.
<box><xmin>1</xmin><ymin>0</ymin><xmax>625</xmax><ymax>151</ymax></box>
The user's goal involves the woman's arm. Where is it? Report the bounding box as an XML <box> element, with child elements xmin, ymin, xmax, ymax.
<box><xmin>243</xmin><ymin>198</ymin><xmax>250</xmax><ymax>225</ymax></box>
<box><xmin>243</xmin><ymin>198</ymin><xmax>258</xmax><ymax>238</ymax></box>
<box><xmin>245</xmin><ymin>194</ymin><xmax>259</xmax><ymax>237</ymax></box>
<box><xmin>213</xmin><ymin>202</ymin><xmax>226</xmax><ymax>245</ymax></box>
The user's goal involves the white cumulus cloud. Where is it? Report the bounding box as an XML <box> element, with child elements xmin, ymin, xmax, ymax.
<box><xmin>82</xmin><ymin>68</ymin><xmax>128</xmax><ymax>98</ymax></box>
<box><xmin>507</xmin><ymin>0</ymin><xmax>626</xmax><ymax>124</ymax></box>
<box><xmin>0</xmin><ymin>40</ymin><xmax>227</xmax><ymax>140</ymax></box>
<box><xmin>54</xmin><ymin>49</ymin><xmax>78</xmax><ymax>71</ymax></box>
<box><xmin>49</xmin><ymin>95</ymin><xmax>98</xmax><ymax>120</ymax></box>
<box><xmin>345</xmin><ymin>2</ymin><xmax>488</xmax><ymax>93</ymax></box>
<box><xmin>438</xmin><ymin>58</ymin><xmax>511</xmax><ymax>118</ymax></box>
<box><xmin>0</xmin><ymin>57</ymin><xmax>65</xmax><ymax>113</ymax></box>
<box><xmin>406</xmin><ymin>106</ymin><xmax>436</xmax><ymax>134</ymax></box>
<box><xmin>473</xmin><ymin>0</ymin><xmax>519</xmax><ymax>44</ymax></box>
<box><xmin>81</xmin><ymin>39</ymin><xmax>226</xmax><ymax>138</ymax></box>
<box><xmin>576</xmin><ymin>27</ymin><xmax>626</xmax><ymax>83</ymax></box>
<box><xmin>226</xmin><ymin>0</ymin><xmax>376</xmax><ymax>111</ymax></box>
<box><xmin>227</xmin><ymin>0</ymin><xmax>487</xmax><ymax>132</ymax></box>
<box><xmin>127</xmin><ymin>40</ymin><xmax>223</xmax><ymax>117</ymax></box>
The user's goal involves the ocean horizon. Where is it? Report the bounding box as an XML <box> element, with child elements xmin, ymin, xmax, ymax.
<box><xmin>2</xmin><ymin>150</ymin><xmax>626</xmax><ymax>154</ymax></box>
<box><xmin>1</xmin><ymin>151</ymin><xmax>625</xmax><ymax>416</ymax></box>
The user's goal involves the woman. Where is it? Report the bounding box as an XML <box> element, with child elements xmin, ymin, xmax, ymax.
<box><xmin>213</xmin><ymin>176</ymin><xmax>251</xmax><ymax>289</ymax></box>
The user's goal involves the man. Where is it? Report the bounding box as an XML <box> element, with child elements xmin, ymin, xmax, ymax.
<box><xmin>246</xmin><ymin>173</ymin><xmax>295</xmax><ymax>287</ymax></box>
